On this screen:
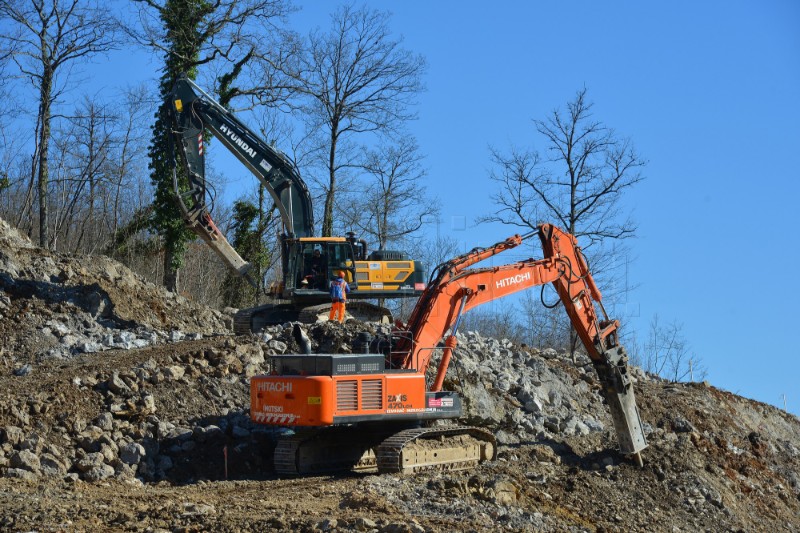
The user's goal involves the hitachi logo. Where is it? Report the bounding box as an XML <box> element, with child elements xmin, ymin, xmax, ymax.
<box><xmin>257</xmin><ymin>381</ymin><xmax>293</xmax><ymax>393</ymax></box>
<box><xmin>496</xmin><ymin>272</ymin><xmax>531</xmax><ymax>289</ymax></box>
<box><xmin>220</xmin><ymin>124</ymin><xmax>257</xmax><ymax>158</ymax></box>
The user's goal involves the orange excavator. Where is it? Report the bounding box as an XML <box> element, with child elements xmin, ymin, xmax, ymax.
<box><xmin>251</xmin><ymin>224</ymin><xmax>648</xmax><ymax>474</ymax></box>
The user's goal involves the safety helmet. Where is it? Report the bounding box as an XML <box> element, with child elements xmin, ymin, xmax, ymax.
<box><xmin>338</xmin><ymin>270</ymin><xmax>346</xmax><ymax>278</ymax></box>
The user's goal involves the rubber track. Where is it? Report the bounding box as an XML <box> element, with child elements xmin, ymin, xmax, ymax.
<box><xmin>376</xmin><ymin>426</ymin><xmax>497</xmax><ymax>474</ymax></box>
<box><xmin>273</xmin><ymin>429</ymin><xmax>385</xmax><ymax>476</ymax></box>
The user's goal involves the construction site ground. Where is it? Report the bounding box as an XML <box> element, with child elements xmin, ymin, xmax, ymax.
<box><xmin>1</xmin><ymin>217</ymin><xmax>798</xmax><ymax>532</ymax></box>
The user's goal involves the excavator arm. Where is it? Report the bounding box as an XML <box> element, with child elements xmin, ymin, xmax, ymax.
<box><xmin>399</xmin><ymin>223</ymin><xmax>648</xmax><ymax>461</ymax></box>
<box><xmin>168</xmin><ymin>76</ymin><xmax>315</xmax><ymax>279</ymax></box>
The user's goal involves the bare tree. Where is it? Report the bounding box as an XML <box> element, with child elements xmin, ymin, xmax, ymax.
<box><xmin>106</xmin><ymin>85</ymin><xmax>153</xmax><ymax>240</ymax></box>
<box><xmin>516</xmin><ymin>291</ymin><xmax>572</xmax><ymax>350</ymax></box>
<box><xmin>413</xmin><ymin>221</ymin><xmax>461</xmax><ymax>270</ymax></box>
<box><xmin>344</xmin><ymin>136</ymin><xmax>436</xmax><ymax>250</ymax></box>
<box><xmin>458</xmin><ymin>301</ymin><xmax>525</xmax><ymax>345</ymax></box>
<box><xmin>485</xmin><ymin>88</ymin><xmax>645</xmax><ymax>354</ymax></box>
<box><xmin>0</xmin><ymin>56</ymin><xmax>19</xmax><ymax>191</ymax></box>
<box><xmin>0</xmin><ymin>0</ymin><xmax>118</xmax><ymax>249</ymax></box>
<box><xmin>629</xmin><ymin>314</ymin><xmax>707</xmax><ymax>382</ymax></box>
<box><xmin>486</xmin><ymin>88</ymin><xmax>645</xmax><ymax>244</ymax></box>
<box><xmin>48</xmin><ymin>96</ymin><xmax>114</xmax><ymax>252</ymax></box>
<box><xmin>286</xmin><ymin>3</ymin><xmax>425</xmax><ymax>236</ymax></box>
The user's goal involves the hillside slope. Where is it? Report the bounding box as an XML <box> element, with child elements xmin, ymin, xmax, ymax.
<box><xmin>0</xmin><ymin>217</ymin><xmax>797</xmax><ymax>532</ymax></box>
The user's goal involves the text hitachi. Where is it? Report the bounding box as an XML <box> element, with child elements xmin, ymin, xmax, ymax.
<box><xmin>219</xmin><ymin>124</ymin><xmax>257</xmax><ymax>158</ymax></box>
<box><xmin>496</xmin><ymin>272</ymin><xmax>531</xmax><ymax>289</ymax></box>
<box><xmin>257</xmin><ymin>381</ymin><xmax>293</xmax><ymax>393</ymax></box>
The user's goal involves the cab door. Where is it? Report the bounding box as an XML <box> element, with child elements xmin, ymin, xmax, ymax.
<box><xmin>325</xmin><ymin>243</ymin><xmax>356</xmax><ymax>287</ymax></box>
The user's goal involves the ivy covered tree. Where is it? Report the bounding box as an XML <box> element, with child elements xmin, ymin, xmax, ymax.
<box><xmin>147</xmin><ymin>0</ymin><xmax>203</xmax><ymax>292</ymax></box>
<box><xmin>131</xmin><ymin>0</ymin><xmax>291</xmax><ymax>291</ymax></box>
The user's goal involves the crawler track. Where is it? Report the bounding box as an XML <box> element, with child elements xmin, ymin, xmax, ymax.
<box><xmin>376</xmin><ymin>426</ymin><xmax>497</xmax><ymax>474</ymax></box>
<box><xmin>298</xmin><ymin>301</ymin><xmax>393</xmax><ymax>324</ymax></box>
<box><xmin>273</xmin><ymin>428</ymin><xmax>388</xmax><ymax>476</ymax></box>
<box><xmin>274</xmin><ymin>426</ymin><xmax>496</xmax><ymax>476</ymax></box>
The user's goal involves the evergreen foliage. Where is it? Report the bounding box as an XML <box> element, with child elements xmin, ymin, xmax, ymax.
<box><xmin>222</xmin><ymin>198</ymin><xmax>274</xmax><ymax>308</ymax></box>
<box><xmin>148</xmin><ymin>0</ymin><xmax>212</xmax><ymax>291</ymax></box>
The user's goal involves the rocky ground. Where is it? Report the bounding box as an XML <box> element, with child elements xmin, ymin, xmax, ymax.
<box><xmin>1</xmin><ymin>216</ymin><xmax>799</xmax><ymax>532</ymax></box>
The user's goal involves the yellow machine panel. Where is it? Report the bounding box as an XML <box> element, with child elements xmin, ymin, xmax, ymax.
<box><xmin>354</xmin><ymin>260</ymin><xmax>416</xmax><ymax>291</ymax></box>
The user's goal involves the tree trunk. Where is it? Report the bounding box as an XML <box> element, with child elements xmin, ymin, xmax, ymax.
<box><xmin>17</xmin><ymin>143</ymin><xmax>39</xmax><ymax>235</ymax></box>
<box><xmin>37</xmin><ymin>67</ymin><xmax>53</xmax><ymax>249</ymax></box>
<box><xmin>163</xmin><ymin>242</ymin><xmax>180</xmax><ymax>292</ymax></box>
<box><xmin>321</xmin><ymin>129</ymin><xmax>338</xmax><ymax>237</ymax></box>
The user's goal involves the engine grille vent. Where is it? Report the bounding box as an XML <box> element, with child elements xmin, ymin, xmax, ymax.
<box><xmin>336</xmin><ymin>380</ymin><xmax>358</xmax><ymax>411</ymax></box>
<box><xmin>361</xmin><ymin>379</ymin><xmax>383</xmax><ymax>410</ymax></box>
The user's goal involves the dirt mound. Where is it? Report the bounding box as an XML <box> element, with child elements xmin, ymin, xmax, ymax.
<box><xmin>0</xmin><ymin>216</ymin><xmax>229</xmax><ymax>369</ymax></box>
<box><xmin>0</xmin><ymin>216</ymin><xmax>798</xmax><ymax>531</ymax></box>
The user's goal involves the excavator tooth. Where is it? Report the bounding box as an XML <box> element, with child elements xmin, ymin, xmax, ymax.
<box><xmin>633</xmin><ymin>452</ymin><xmax>644</xmax><ymax>468</ymax></box>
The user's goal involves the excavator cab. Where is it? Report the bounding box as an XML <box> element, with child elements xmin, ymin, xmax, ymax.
<box><xmin>288</xmin><ymin>238</ymin><xmax>357</xmax><ymax>296</ymax></box>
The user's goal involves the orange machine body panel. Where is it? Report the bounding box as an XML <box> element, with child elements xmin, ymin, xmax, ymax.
<box><xmin>251</xmin><ymin>372</ymin><xmax>431</xmax><ymax>427</ymax></box>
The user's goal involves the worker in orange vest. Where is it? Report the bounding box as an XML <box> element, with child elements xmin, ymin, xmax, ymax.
<box><xmin>328</xmin><ymin>270</ymin><xmax>350</xmax><ymax>323</ymax></box>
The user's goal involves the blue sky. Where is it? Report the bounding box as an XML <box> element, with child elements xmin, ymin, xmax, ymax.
<box><xmin>283</xmin><ymin>1</ymin><xmax>800</xmax><ymax>414</ymax></box>
<box><xmin>11</xmin><ymin>1</ymin><xmax>800</xmax><ymax>414</ymax></box>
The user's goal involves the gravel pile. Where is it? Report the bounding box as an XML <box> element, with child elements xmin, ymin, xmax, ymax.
<box><xmin>445</xmin><ymin>330</ymin><xmax>644</xmax><ymax>444</ymax></box>
<box><xmin>0</xmin><ymin>338</ymin><xmax>274</xmax><ymax>484</ymax></box>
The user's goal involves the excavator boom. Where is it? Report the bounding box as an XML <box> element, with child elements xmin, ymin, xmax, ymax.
<box><xmin>171</xmin><ymin>76</ymin><xmax>314</xmax><ymax>240</ymax></box>
<box><xmin>396</xmin><ymin>224</ymin><xmax>646</xmax><ymax>457</ymax></box>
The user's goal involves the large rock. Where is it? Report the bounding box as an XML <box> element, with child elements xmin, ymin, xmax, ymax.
<box><xmin>74</xmin><ymin>452</ymin><xmax>116</xmax><ymax>481</ymax></box>
<box><xmin>82</xmin><ymin>463</ymin><xmax>116</xmax><ymax>482</ymax></box>
<box><xmin>460</xmin><ymin>379</ymin><xmax>506</xmax><ymax>425</ymax></box>
<box><xmin>76</xmin><ymin>426</ymin><xmax>105</xmax><ymax>452</ymax></box>
<box><xmin>95</xmin><ymin>412</ymin><xmax>114</xmax><ymax>431</ymax></box>
<box><xmin>162</xmin><ymin>366</ymin><xmax>185</xmax><ymax>381</ymax></box>
<box><xmin>489</xmin><ymin>479</ymin><xmax>519</xmax><ymax>505</ymax></box>
<box><xmin>1</xmin><ymin>426</ymin><xmax>24</xmax><ymax>446</ymax></box>
<box><xmin>39</xmin><ymin>453</ymin><xmax>68</xmax><ymax>477</ymax></box>
<box><xmin>119</xmin><ymin>442</ymin><xmax>146</xmax><ymax>465</ymax></box>
<box><xmin>107</xmin><ymin>372</ymin><xmax>132</xmax><ymax>395</ymax></box>
<box><xmin>5</xmin><ymin>468</ymin><xmax>38</xmax><ymax>481</ymax></box>
<box><xmin>517</xmin><ymin>386</ymin><xmax>544</xmax><ymax>413</ymax></box>
<box><xmin>9</xmin><ymin>450</ymin><xmax>40</xmax><ymax>472</ymax></box>
<box><xmin>74</xmin><ymin>452</ymin><xmax>107</xmax><ymax>473</ymax></box>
